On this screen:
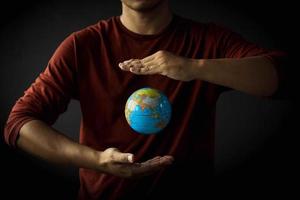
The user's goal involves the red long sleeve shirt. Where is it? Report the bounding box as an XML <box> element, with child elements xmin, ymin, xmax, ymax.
<box><xmin>4</xmin><ymin>15</ymin><xmax>284</xmax><ymax>199</ymax></box>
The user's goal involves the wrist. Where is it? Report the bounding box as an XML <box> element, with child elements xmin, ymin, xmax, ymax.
<box><xmin>94</xmin><ymin>150</ymin><xmax>106</xmax><ymax>171</ymax></box>
<box><xmin>70</xmin><ymin>146</ymin><xmax>104</xmax><ymax>171</ymax></box>
<box><xmin>188</xmin><ymin>58</ymin><xmax>207</xmax><ymax>80</ymax></box>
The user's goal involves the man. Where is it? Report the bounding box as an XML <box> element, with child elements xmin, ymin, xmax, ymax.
<box><xmin>4</xmin><ymin>0</ymin><xmax>285</xmax><ymax>199</ymax></box>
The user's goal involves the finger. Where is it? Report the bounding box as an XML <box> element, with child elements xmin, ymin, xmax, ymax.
<box><xmin>130</xmin><ymin>67</ymin><xmax>151</xmax><ymax>75</ymax></box>
<box><xmin>129</xmin><ymin>65</ymin><xmax>149</xmax><ymax>74</ymax></box>
<box><xmin>115</xmin><ymin>162</ymin><xmax>151</xmax><ymax>178</ymax></box>
<box><xmin>119</xmin><ymin>61</ymin><xmax>130</xmax><ymax>71</ymax></box>
<box><xmin>130</xmin><ymin>64</ymin><xmax>162</xmax><ymax>75</ymax></box>
<box><xmin>119</xmin><ymin>62</ymin><xmax>132</xmax><ymax>71</ymax></box>
<box><xmin>122</xmin><ymin>59</ymin><xmax>136</xmax><ymax>65</ymax></box>
<box><xmin>146</xmin><ymin>155</ymin><xmax>174</xmax><ymax>165</ymax></box>
<box><xmin>128</xmin><ymin>62</ymin><xmax>149</xmax><ymax>74</ymax></box>
<box><xmin>148</xmin><ymin>156</ymin><xmax>161</xmax><ymax>161</ymax></box>
<box><xmin>141</xmin><ymin>59</ymin><xmax>165</xmax><ymax>75</ymax></box>
<box><xmin>141</xmin><ymin>54</ymin><xmax>155</xmax><ymax>63</ymax></box>
<box><xmin>128</xmin><ymin>62</ymin><xmax>143</xmax><ymax>72</ymax></box>
<box><xmin>112</xmin><ymin>151</ymin><xmax>134</xmax><ymax>163</ymax></box>
<box><xmin>132</xmin><ymin>156</ymin><xmax>174</xmax><ymax>176</ymax></box>
<box><xmin>139</xmin><ymin>156</ymin><xmax>162</xmax><ymax>165</ymax></box>
<box><xmin>123</xmin><ymin>59</ymin><xmax>134</xmax><ymax>64</ymax></box>
<box><xmin>120</xmin><ymin>59</ymin><xmax>161</xmax><ymax>75</ymax></box>
<box><xmin>141</xmin><ymin>57</ymin><xmax>154</xmax><ymax>65</ymax></box>
<box><xmin>119</xmin><ymin>59</ymin><xmax>140</xmax><ymax>70</ymax></box>
<box><xmin>140</xmin><ymin>58</ymin><xmax>158</xmax><ymax>70</ymax></box>
<box><xmin>142</xmin><ymin>156</ymin><xmax>174</xmax><ymax>169</ymax></box>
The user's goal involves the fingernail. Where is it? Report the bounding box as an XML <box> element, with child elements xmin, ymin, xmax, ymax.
<box><xmin>119</xmin><ymin>63</ymin><xmax>123</xmax><ymax>68</ymax></box>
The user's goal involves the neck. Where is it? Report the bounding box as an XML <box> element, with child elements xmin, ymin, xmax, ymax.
<box><xmin>120</xmin><ymin>1</ymin><xmax>173</xmax><ymax>35</ymax></box>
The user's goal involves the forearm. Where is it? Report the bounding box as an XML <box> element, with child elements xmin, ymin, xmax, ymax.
<box><xmin>16</xmin><ymin>120</ymin><xmax>173</xmax><ymax>178</ymax></box>
<box><xmin>18</xmin><ymin>120</ymin><xmax>101</xmax><ymax>170</ymax></box>
<box><xmin>191</xmin><ymin>56</ymin><xmax>279</xmax><ymax>96</ymax></box>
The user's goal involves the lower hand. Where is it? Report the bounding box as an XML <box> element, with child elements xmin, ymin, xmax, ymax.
<box><xmin>98</xmin><ymin>147</ymin><xmax>174</xmax><ymax>178</ymax></box>
<box><xmin>119</xmin><ymin>50</ymin><xmax>197</xmax><ymax>81</ymax></box>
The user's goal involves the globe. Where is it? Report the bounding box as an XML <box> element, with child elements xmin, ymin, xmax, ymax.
<box><xmin>125</xmin><ymin>87</ymin><xmax>172</xmax><ymax>134</ymax></box>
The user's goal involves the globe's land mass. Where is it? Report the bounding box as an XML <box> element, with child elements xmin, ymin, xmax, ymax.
<box><xmin>125</xmin><ymin>88</ymin><xmax>172</xmax><ymax>134</ymax></box>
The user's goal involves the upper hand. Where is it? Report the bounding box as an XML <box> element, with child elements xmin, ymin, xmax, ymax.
<box><xmin>98</xmin><ymin>147</ymin><xmax>174</xmax><ymax>178</ymax></box>
<box><xmin>119</xmin><ymin>50</ymin><xmax>197</xmax><ymax>81</ymax></box>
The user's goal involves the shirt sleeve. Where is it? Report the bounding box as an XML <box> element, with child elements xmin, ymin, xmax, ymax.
<box><xmin>4</xmin><ymin>33</ymin><xmax>79</xmax><ymax>147</ymax></box>
<box><xmin>211</xmin><ymin>24</ymin><xmax>287</xmax><ymax>98</ymax></box>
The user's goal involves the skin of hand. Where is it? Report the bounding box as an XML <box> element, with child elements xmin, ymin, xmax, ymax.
<box><xmin>119</xmin><ymin>50</ymin><xmax>278</xmax><ymax>96</ymax></box>
<box><xmin>18</xmin><ymin>120</ymin><xmax>174</xmax><ymax>179</ymax></box>
<box><xmin>98</xmin><ymin>147</ymin><xmax>174</xmax><ymax>178</ymax></box>
<box><xmin>119</xmin><ymin>50</ymin><xmax>196</xmax><ymax>81</ymax></box>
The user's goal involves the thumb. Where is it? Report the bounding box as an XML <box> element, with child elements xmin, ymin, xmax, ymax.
<box><xmin>113</xmin><ymin>152</ymin><xmax>134</xmax><ymax>163</ymax></box>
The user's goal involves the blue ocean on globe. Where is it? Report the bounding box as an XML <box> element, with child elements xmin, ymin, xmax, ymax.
<box><xmin>125</xmin><ymin>87</ymin><xmax>172</xmax><ymax>134</ymax></box>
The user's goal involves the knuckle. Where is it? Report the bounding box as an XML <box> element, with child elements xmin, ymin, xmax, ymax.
<box><xmin>106</xmin><ymin>147</ymin><xmax>118</xmax><ymax>152</ymax></box>
<box><xmin>132</xmin><ymin>59</ymin><xmax>139</xmax><ymax>63</ymax></box>
<box><xmin>156</xmin><ymin>50</ymin><xmax>166</xmax><ymax>56</ymax></box>
<box><xmin>103</xmin><ymin>147</ymin><xmax>119</xmax><ymax>162</ymax></box>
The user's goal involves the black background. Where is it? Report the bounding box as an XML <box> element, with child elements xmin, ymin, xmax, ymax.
<box><xmin>1</xmin><ymin>0</ymin><xmax>298</xmax><ymax>199</ymax></box>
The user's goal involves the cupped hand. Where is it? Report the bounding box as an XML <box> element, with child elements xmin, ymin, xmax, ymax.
<box><xmin>98</xmin><ymin>147</ymin><xmax>174</xmax><ymax>178</ymax></box>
